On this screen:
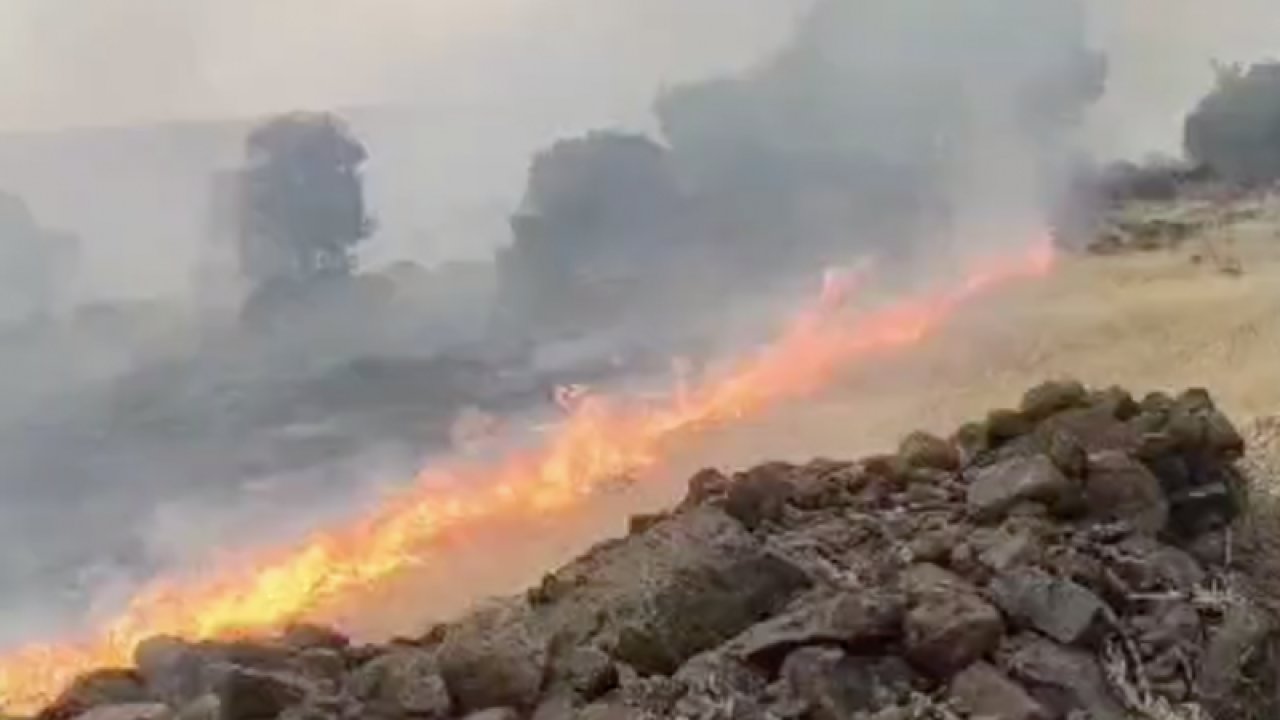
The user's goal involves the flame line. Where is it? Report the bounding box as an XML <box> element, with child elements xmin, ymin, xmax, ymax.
<box><xmin>0</xmin><ymin>240</ymin><xmax>1053</xmax><ymax>712</ymax></box>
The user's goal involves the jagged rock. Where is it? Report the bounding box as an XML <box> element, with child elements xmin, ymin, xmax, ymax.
<box><xmin>39</xmin><ymin>670</ymin><xmax>152</xmax><ymax>720</ymax></box>
<box><xmin>948</xmin><ymin>662</ymin><xmax>1048</xmax><ymax>720</ymax></box>
<box><xmin>530</xmin><ymin>693</ymin><xmax>575</xmax><ymax>720</ymax></box>
<box><xmin>976</xmin><ymin>529</ymin><xmax>1042</xmax><ymax>573</ymax></box>
<box><xmin>1107</xmin><ymin>535</ymin><xmax>1206</xmax><ymax>591</ymax></box>
<box><xmin>438</xmin><ymin>599</ymin><xmax>548</xmax><ymax>713</ymax></box>
<box><xmin>68</xmin><ymin>704</ymin><xmax>170</xmax><ymax>720</ymax></box>
<box><xmin>462</xmin><ymin>710</ymin><xmax>520</xmax><ymax>720</ymax></box>
<box><xmin>781</xmin><ymin>647</ymin><xmax>917</xmax><ymax>720</ymax></box>
<box><xmin>1020</xmin><ymin>379</ymin><xmax>1088</xmax><ymax>422</ymax></box>
<box><xmin>532</xmin><ymin>506</ymin><xmax>809</xmax><ymax>675</ymax></box>
<box><xmin>987</xmin><ymin>409</ymin><xmax>1034</xmax><ymax>445</ymax></box>
<box><xmin>292</xmin><ymin>650</ymin><xmax>344</xmax><ymax>697</ymax></box>
<box><xmin>1167</xmin><ymin>482</ymin><xmax>1238</xmax><ymax>538</ymax></box>
<box><xmin>172</xmin><ymin>696</ymin><xmax>218</xmax><ymax>720</ymax></box>
<box><xmin>684</xmin><ymin>468</ymin><xmax>731</xmax><ymax>507</ymax></box>
<box><xmin>1196</xmin><ymin>600</ymin><xmax>1280</xmax><ymax>719</ymax></box>
<box><xmin>35</xmin><ymin>382</ymin><xmax>1278</xmax><ymax>720</ymax></box>
<box><xmin>1083</xmin><ymin>450</ymin><xmax>1169</xmax><ymax>534</ymax></box>
<box><xmin>556</xmin><ymin>647</ymin><xmax>617</xmax><ymax>701</ymax></box>
<box><xmin>725</xmin><ymin>463</ymin><xmax>796</xmax><ymax>529</ymax></box>
<box><xmin>898</xmin><ymin>432</ymin><xmax>960</xmax><ymax>472</ymax></box>
<box><xmin>279</xmin><ymin>625</ymin><xmax>349</xmax><ymax>653</ymax></box>
<box><xmin>788</xmin><ymin>460</ymin><xmax>855</xmax><ymax>510</ymax></box>
<box><xmin>728</xmin><ymin>590</ymin><xmax>905</xmax><ymax>668</ymax></box>
<box><xmin>966</xmin><ymin>455</ymin><xmax>1080</xmax><ymax>523</ymax></box>
<box><xmin>1002</xmin><ymin>635</ymin><xmax>1127</xmax><ymax>720</ymax></box>
<box><xmin>212</xmin><ymin>667</ymin><xmax>308</xmax><ymax>720</ymax></box>
<box><xmin>1204</xmin><ymin>409</ymin><xmax>1245</xmax><ymax>457</ymax></box>
<box><xmin>990</xmin><ymin>566</ymin><xmax>1110</xmax><ymax>645</ymax></box>
<box><xmin>1042</xmin><ymin>406</ymin><xmax>1144</xmax><ymax>456</ymax></box>
<box><xmin>1088</xmin><ymin>386</ymin><xmax>1139</xmax><ymax>421</ymax></box>
<box><xmin>902</xmin><ymin>564</ymin><xmax>1004</xmax><ymax>677</ymax></box>
<box><xmin>350</xmin><ymin>648</ymin><xmax>451</xmax><ymax>717</ymax></box>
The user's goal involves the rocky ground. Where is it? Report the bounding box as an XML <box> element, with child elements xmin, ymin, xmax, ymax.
<box><xmin>32</xmin><ymin>380</ymin><xmax>1280</xmax><ymax>720</ymax></box>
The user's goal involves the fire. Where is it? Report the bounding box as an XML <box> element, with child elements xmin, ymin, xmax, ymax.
<box><xmin>0</xmin><ymin>240</ymin><xmax>1053</xmax><ymax>712</ymax></box>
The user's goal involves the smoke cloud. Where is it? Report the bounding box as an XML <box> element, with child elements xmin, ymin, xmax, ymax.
<box><xmin>0</xmin><ymin>0</ymin><xmax>1278</xmax><ymax>649</ymax></box>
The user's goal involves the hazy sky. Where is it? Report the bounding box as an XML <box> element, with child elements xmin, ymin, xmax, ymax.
<box><xmin>2</xmin><ymin>0</ymin><xmax>1278</xmax><ymax>151</ymax></box>
<box><xmin>0</xmin><ymin>0</ymin><xmax>802</xmax><ymax>132</ymax></box>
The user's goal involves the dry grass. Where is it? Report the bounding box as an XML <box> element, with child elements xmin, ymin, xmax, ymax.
<box><xmin>349</xmin><ymin>200</ymin><xmax>1280</xmax><ymax>638</ymax></box>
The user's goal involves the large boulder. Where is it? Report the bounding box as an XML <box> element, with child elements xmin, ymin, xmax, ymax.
<box><xmin>966</xmin><ymin>455</ymin><xmax>1081</xmax><ymax>522</ymax></box>
<box><xmin>437</xmin><ymin>599</ymin><xmax>549</xmax><ymax>714</ymax></box>
<box><xmin>350</xmin><ymin>649</ymin><xmax>451</xmax><ymax>718</ymax></box>
<box><xmin>1002</xmin><ymin>635</ymin><xmax>1127</xmax><ymax>720</ymax></box>
<box><xmin>948</xmin><ymin>662</ymin><xmax>1048</xmax><ymax>720</ymax></box>
<box><xmin>1083</xmin><ymin>450</ymin><xmax>1169</xmax><ymax>534</ymax></box>
<box><xmin>727</xmin><ymin>590</ymin><xmax>905</xmax><ymax>668</ymax></box>
<box><xmin>990</xmin><ymin>567</ymin><xmax>1111</xmax><ymax>646</ymax></box>
<box><xmin>902</xmin><ymin>564</ymin><xmax>1004</xmax><ymax>677</ymax></box>
<box><xmin>530</xmin><ymin>506</ymin><xmax>809</xmax><ymax>675</ymax></box>
<box><xmin>38</xmin><ymin>671</ymin><xmax>152</xmax><ymax>720</ymax></box>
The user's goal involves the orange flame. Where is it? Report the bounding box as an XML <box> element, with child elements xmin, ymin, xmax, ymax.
<box><xmin>0</xmin><ymin>240</ymin><xmax>1053</xmax><ymax>712</ymax></box>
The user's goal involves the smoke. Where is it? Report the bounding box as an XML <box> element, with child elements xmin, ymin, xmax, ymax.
<box><xmin>0</xmin><ymin>0</ymin><xmax>1277</xmax><ymax>650</ymax></box>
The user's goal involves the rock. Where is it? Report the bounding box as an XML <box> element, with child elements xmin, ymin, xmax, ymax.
<box><xmin>684</xmin><ymin>468</ymin><xmax>731</xmax><ymax>507</ymax></box>
<box><xmin>557</xmin><ymin>647</ymin><xmax>617</xmax><ymax>701</ymax></box>
<box><xmin>1109</xmin><ymin>536</ymin><xmax>1206</xmax><ymax>591</ymax></box>
<box><xmin>1083</xmin><ymin>450</ymin><xmax>1169</xmax><ymax>534</ymax></box>
<box><xmin>575</xmin><ymin>704</ymin><xmax>645</xmax><ymax>720</ymax></box>
<box><xmin>728</xmin><ymin>591</ymin><xmax>905</xmax><ymax>668</ymax></box>
<box><xmin>1021</xmin><ymin>379</ymin><xmax>1088</xmax><ymax>421</ymax></box>
<box><xmin>952</xmin><ymin>422</ymin><xmax>990</xmax><ymax>464</ymax></box>
<box><xmin>1089</xmin><ymin>386</ymin><xmax>1139</xmax><ymax>420</ymax></box>
<box><xmin>898</xmin><ymin>432</ymin><xmax>960</xmax><ymax>471</ymax></box>
<box><xmin>530</xmin><ymin>693</ymin><xmax>575</xmax><ymax>720</ymax></box>
<box><xmin>626</xmin><ymin>512</ymin><xmax>667</xmax><ymax>536</ymax></box>
<box><xmin>438</xmin><ymin>599</ymin><xmax>548</xmax><ymax>713</ymax></box>
<box><xmin>212</xmin><ymin>668</ymin><xmax>308</xmax><ymax>720</ymax></box>
<box><xmin>781</xmin><ymin>647</ymin><xmax>917</xmax><ymax>720</ymax></box>
<box><xmin>1043</xmin><ymin>406</ymin><xmax>1144</xmax><ymax>456</ymax></box>
<box><xmin>902</xmin><ymin>565</ymin><xmax>1004</xmax><ymax>677</ymax></box>
<box><xmin>966</xmin><ymin>455</ymin><xmax>1079</xmax><ymax>523</ymax></box>
<box><xmin>172</xmin><ymin>696</ymin><xmax>218</xmax><ymax>720</ymax></box>
<box><xmin>986</xmin><ymin>410</ymin><xmax>1033</xmax><ymax>445</ymax></box>
<box><xmin>292</xmin><ymin>649</ymin><xmax>344</xmax><ymax>697</ymax></box>
<box><xmin>69</xmin><ymin>704</ymin><xmax>170</xmax><ymax>720</ymax></box>
<box><xmin>977</xmin><ymin>531</ymin><xmax>1042</xmax><ymax>573</ymax></box>
<box><xmin>948</xmin><ymin>662</ymin><xmax>1048</xmax><ymax>720</ymax></box>
<box><xmin>1167</xmin><ymin>482</ymin><xmax>1238</xmax><ymax>538</ymax></box>
<box><xmin>39</xmin><ymin>670</ymin><xmax>152</xmax><ymax>720</ymax></box>
<box><xmin>674</xmin><ymin>651</ymin><xmax>768</xmax><ymax>710</ymax></box>
<box><xmin>134</xmin><ymin>638</ymin><xmax>210</xmax><ymax>708</ymax></box>
<box><xmin>350</xmin><ymin>649</ymin><xmax>451</xmax><ymax>718</ymax></box>
<box><xmin>1204</xmin><ymin>410</ymin><xmax>1245</xmax><ymax>458</ymax></box>
<box><xmin>461</xmin><ymin>710</ymin><xmax>520</xmax><ymax>720</ymax></box>
<box><xmin>1197</xmin><ymin>601</ymin><xmax>1280</xmax><ymax>719</ymax></box>
<box><xmin>279</xmin><ymin>625</ymin><xmax>349</xmax><ymax>653</ymax></box>
<box><xmin>990</xmin><ymin>567</ymin><xmax>1110</xmax><ymax>646</ymax></box>
<box><xmin>532</xmin><ymin>506</ymin><xmax>808</xmax><ymax>676</ymax></box>
<box><xmin>1003</xmin><ymin>636</ymin><xmax>1127</xmax><ymax>720</ymax></box>
<box><xmin>724</xmin><ymin>463</ymin><xmax>796</xmax><ymax>529</ymax></box>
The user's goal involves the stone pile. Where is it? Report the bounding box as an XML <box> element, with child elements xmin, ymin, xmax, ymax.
<box><xmin>34</xmin><ymin>381</ymin><xmax>1279</xmax><ymax>720</ymax></box>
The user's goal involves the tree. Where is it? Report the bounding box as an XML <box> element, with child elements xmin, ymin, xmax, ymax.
<box><xmin>1185</xmin><ymin>62</ymin><xmax>1280</xmax><ymax>186</ymax></box>
<box><xmin>496</xmin><ymin>131</ymin><xmax>685</xmax><ymax>336</ymax></box>
<box><xmin>0</xmin><ymin>191</ymin><xmax>78</xmax><ymax>325</ymax></box>
<box><xmin>237</xmin><ymin>112</ymin><xmax>373</xmax><ymax>287</ymax></box>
